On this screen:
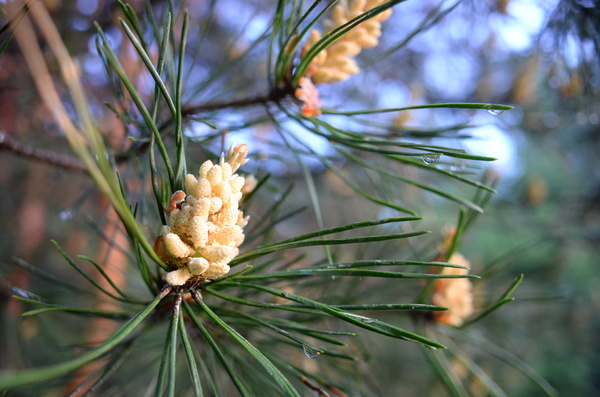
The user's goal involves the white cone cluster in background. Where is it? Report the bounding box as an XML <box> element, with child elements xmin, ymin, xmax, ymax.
<box><xmin>303</xmin><ymin>0</ymin><xmax>393</xmax><ymax>84</ymax></box>
<box><xmin>157</xmin><ymin>144</ymin><xmax>250</xmax><ymax>286</ymax></box>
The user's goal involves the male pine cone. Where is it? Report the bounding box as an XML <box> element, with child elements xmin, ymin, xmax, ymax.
<box><xmin>155</xmin><ymin>145</ymin><xmax>250</xmax><ymax>286</ymax></box>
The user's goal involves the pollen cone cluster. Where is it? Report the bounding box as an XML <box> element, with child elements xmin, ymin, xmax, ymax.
<box><xmin>156</xmin><ymin>145</ymin><xmax>250</xmax><ymax>286</ymax></box>
<box><xmin>431</xmin><ymin>252</ymin><xmax>474</xmax><ymax>327</ymax></box>
<box><xmin>303</xmin><ymin>0</ymin><xmax>393</xmax><ymax>84</ymax></box>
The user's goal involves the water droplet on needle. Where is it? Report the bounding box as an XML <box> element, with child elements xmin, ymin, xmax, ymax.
<box><xmin>303</xmin><ymin>345</ymin><xmax>321</xmax><ymax>359</ymax></box>
<box><xmin>487</xmin><ymin>108</ymin><xmax>506</xmax><ymax>116</ymax></box>
<box><xmin>421</xmin><ymin>154</ymin><xmax>441</xmax><ymax>165</ymax></box>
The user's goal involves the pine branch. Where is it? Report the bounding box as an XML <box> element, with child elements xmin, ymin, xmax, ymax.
<box><xmin>0</xmin><ymin>130</ymin><xmax>86</xmax><ymax>173</ymax></box>
<box><xmin>181</xmin><ymin>85</ymin><xmax>294</xmax><ymax>116</ymax></box>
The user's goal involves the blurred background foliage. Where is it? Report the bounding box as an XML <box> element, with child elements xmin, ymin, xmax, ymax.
<box><xmin>1</xmin><ymin>0</ymin><xmax>599</xmax><ymax>395</ymax></box>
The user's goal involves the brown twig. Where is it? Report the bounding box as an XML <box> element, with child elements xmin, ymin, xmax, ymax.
<box><xmin>114</xmin><ymin>85</ymin><xmax>295</xmax><ymax>164</ymax></box>
<box><xmin>181</xmin><ymin>85</ymin><xmax>294</xmax><ymax>116</ymax></box>
<box><xmin>0</xmin><ymin>84</ymin><xmax>294</xmax><ymax>174</ymax></box>
<box><xmin>0</xmin><ymin>130</ymin><xmax>87</xmax><ymax>173</ymax></box>
<box><xmin>300</xmin><ymin>377</ymin><xmax>332</xmax><ymax>397</ymax></box>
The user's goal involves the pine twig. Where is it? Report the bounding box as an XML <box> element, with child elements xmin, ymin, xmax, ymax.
<box><xmin>181</xmin><ymin>85</ymin><xmax>294</xmax><ymax>116</ymax></box>
<box><xmin>0</xmin><ymin>130</ymin><xmax>86</xmax><ymax>173</ymax></box>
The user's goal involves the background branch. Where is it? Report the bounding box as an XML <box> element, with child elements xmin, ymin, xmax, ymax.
<box><xmin>181</xmin><ymin>85</ymin><xmax>294</xmax><ymax>116</ymax></box>
<box><xmin>0</xmin><ymin>130</ymin><xmax>86</xmax><ymax>173</ymax></box>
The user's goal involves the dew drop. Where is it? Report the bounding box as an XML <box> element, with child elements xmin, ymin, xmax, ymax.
<box><xmin>11</xmin><ymin>287</ymin><xmax>42</xmax><ymax>301</ymax></box>
<box><xmin>421</xmin><ymin>154</ymin><xmax>441</xmax><ymax>165</ymax></box>
<box><xmin>302</xmin><ymin>345</ymin><xmax>321</xmax><ymax>359</ymax></box>
<box><xmin>486</xmin><ymin>108</ymin><xmax>506</xmax><ymax>116</ymax></box>
<box><xmin>59</xmin><ymin>208</ymin><xmax>76</xmax><ymax>221</ymax></box>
